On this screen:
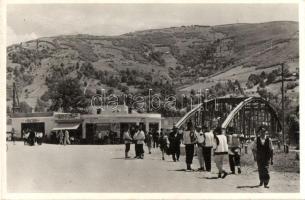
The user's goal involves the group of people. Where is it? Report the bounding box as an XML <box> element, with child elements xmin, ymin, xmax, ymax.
<box><xmin>56</xmin><ymin>129</ymin><xmax>71</xmax><ymax>145</ymax></box>
<box><xmin>123</xmin><ymin>121</ymin><xmax>274</xmax><ymax>188</ymax></box>
<box><xmin>123</xmin><ymin>125</ymin><xmax>146</xmax><ymax>159</ymax></box>
<box><xmin>22</xmin><ymin>129</ymin><xmax>43</xmax><ymax>146</ymax></box>
<box><xmin>182</xmin><ymin>122</ymin><xmax>274</xmax><ymax>188</ymax></box>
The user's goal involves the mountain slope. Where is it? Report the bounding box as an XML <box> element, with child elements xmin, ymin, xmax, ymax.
<box><xmin>6</xmin><ymin>21</ymin><xmax>299</xmax><ymax>110</ymax></box>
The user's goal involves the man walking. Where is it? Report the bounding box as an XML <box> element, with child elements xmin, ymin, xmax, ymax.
<box><xmin>169</xmin><ymin>126</ymin><xmax>181</xmax><ymax>162</ymax></box>
<box><xmin>202</xmin><ymin>126</ymin><xmax>214</xmax><ymax>172</ymax></box>
<box><xmin>64</xmin><ymin>130</ymin><xmax>71</xmax><ymax>145</ymax></box>
<box><xmin>251</xmin><ymin>125</ymin><xmax>274</xmax><ymax>188</ymax></box>
<box><xmin>227</xmin><ymin>127</ymin><xmax>241</xmax><ymax>174</ymax></box>
<box><xmin>213</xmin><ymin>127</ymin><xmax>228</xmax><ymax>179</ymax></box>
<box><xmin>11</xmin><ymin>128</ymin><xmax>16</xmax><ymax>145</ymax></box>
<box><xmin>123</xmin><ymin>126</ymin><xmax>132</xmax><ymax>158</ymax></box>
<box><xmin>146</xmin><ymin>130</ymin><xmax>153</xmax><ymax>154</ymax></box>
<box><xmin>133</xmin><ymin>125</ymin><xmax>145</xmax><ymax>159</ymax></box>
<box><xmin>153</xmin><ymin>129</ymin><xmax>159</xmax><ymax>148</ymax></box>
<box><xmin>195</xmin><ymin>126</ymin><xmax>205</xmax><ymax>171</ymax></box>
<box><xmin>183</xmin><ymin>122</ymin><xmax>197</xmax><ymax>171</ymax></box>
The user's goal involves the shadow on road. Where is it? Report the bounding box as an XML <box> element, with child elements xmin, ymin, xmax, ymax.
<box><xmin>236</xmin><ymin>185</ymin><xmax>261</xmax><ymax>189</ymax></box>
<box><xmin>168</xmin><ymin>169</ymin><xmax>186</xmax><ymax>172</ymax></box>
<box><xmin>203</xmin><ymin>177</ymin><xmax>219</xmax><ymax>179</ymax></box>
<box><xmin>111</xmin><ymin>157</ymin><xmax>136</xmax><ymax>160</ymax></box>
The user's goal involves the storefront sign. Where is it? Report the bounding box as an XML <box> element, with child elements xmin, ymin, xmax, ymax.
<box><xmin>54</xmin><ymin>113</ymin><xmax>81</xmax><ymax>121</ymax></box>
<box><xmin>25</xmin><ymin>119</ymin><xmax>40</xmax><ymax>123</ymax></box>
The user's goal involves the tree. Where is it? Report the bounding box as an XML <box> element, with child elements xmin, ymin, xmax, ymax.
<box><xmin>266</xmin><ymin>71</ymin><xmax>277</xmax><ymax>84</ymax></box>
<box><xmin>35</xmin><ymin>98</ymin><xmax>47</xmax><ymax>112</ymax></box>
<box><xmin>260</xmin><ymin>71</ymin><xmax>267</xmax><ymax>80</ymax></box>
<box><xmin>259</xmin><ymin>79</ymin><xmax>266</xmax><ymax>88</ymax></box>
<box><xmin>48</xmin><ymin>77</ymin><xmax>88</xmax><ymax>113</ymax></box>
<box><xmin>248</xmin><ymin>74</ymin><xmax>260</xmax><ymax>85</ymax></box>
<box><xmin>19</xmin><ymin>101</ymin><xmax>33</xmax><ymax>113</ymax></box>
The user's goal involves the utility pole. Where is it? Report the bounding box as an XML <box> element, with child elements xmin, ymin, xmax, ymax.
<box><xmin>281</xmin><ymin>63</ymin><xmax>285</xmax><ymax>150</ymax></box>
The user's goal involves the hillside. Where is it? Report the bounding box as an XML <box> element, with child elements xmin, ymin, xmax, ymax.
<box><xmin>6</xmin><ymin>21</ymin><xmax>299</xmax><ymax>111</ymax></box>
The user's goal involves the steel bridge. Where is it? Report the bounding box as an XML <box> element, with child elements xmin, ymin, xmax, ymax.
<box><xmin>175</xmin><ymin>97</ymin><xmax>282</xmax><ymax>138</ymax></box>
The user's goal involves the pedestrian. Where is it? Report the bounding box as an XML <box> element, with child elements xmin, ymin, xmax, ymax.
<box><xmin>159</xmin><ymin>130</ymin><xmax>169</xmax><ymax>160</ymax></box>
<box><xmin>28</xmin><ymin>129</ymin><xmax>35</xmax><ymax>146</ymax></box>
<box><xmin>183</xmin><ymin>122</ymin><xmax>197</xmax><ymax>171</ymax></box>
<box><xmin>133</xmin><ymin>125</ymin><xmax>145</xmax><ymax>159</ymax></box>
<box><xmin>59</xmin><ymin>130</ymin><xmax>64</xmax><ymax>145</ymax></box>
<box><xmin>123</xmin><ymin>126</ymin><xmax>132</xmax><ymax>158</ymax></box>
<box><xmin>23</xmin><ymin>129</ymin><xmax>29</xmax><ymax>145</ymax></box>
<box><xmin>64</xmin><ymin>130</ymin><xmax>71</xmax><ymax>145</ymax></box>
<box><xmin>227</xmin><ymin>127</ymin><xmax>241</xmax><ymax>174</ymax></box>
<box><xmin>195</xmin><ymin>126</ymin><xmax>205</xmax><ymax>171</ymax></box>
<box><xmin>251</xmin><ymin>125</ymin><xmax>274</xmax><ymax>188</ymax></box>
<box><xmin>202</xmin><ymin>126</ymin><xmax>214</xmax><ymax>172</ymax></box>
<box><xmin>213</xmin><ymin>127</ymin><xmax>228</xmax><ymax>179</ymax></box>
<box><xmin>146</xmin><ymin>130</ymin><xmax>153</xmax><ymax>154</ymax></box>
<box><xmin>11</xmin><ymin>128</ymin><xmax>16</xmax><ymax>145</ymax></box>
<box><xmin>169</xmin><ymin>126</ymin><xmax>181</xmax><ymax>162</ymax></box>
<box><xmin>153</xmin><ymin>129</ymin><xmax>159</xmax><ymax>148</ymax></box>
<box><xmin>37</xmin><ymin>132</ymin><xmax>43</xmax><ymax>145</ymax></box>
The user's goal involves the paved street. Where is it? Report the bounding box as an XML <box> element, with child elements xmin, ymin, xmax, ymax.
<box><xmin>7</xmin><ymin>142</ymin><xmax>299</xmax><ymax>193</ymax></box>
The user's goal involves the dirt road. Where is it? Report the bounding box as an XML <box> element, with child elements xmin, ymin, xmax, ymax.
<box><xmin>6</xmin><ymin>142</ymin><xmax>299</xmax><ymax>193</ymax></box>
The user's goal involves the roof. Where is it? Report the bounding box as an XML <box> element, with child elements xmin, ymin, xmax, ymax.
<box><xmin>10</xmin><ymin>112</ymin><xmax>54</xmax><ymax>118</ymax></box>
<box><xmin>81</xmin><ymin>113</ymin><xmax>162</xmax><ymax>119</ymax></box>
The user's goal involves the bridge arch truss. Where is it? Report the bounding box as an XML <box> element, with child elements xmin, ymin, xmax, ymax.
<box><xmin>175</xmin><ymin>97</ymin><xmax>282</xmax><ymax>138</ymax></box>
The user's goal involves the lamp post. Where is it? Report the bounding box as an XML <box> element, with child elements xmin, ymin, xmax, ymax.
<box><xmin>205</xmin><ymin>89</ymin><xmax>209</xmax><ymax>111</ymax></box>
<box><xmin>182</xmin><ymin>94</ymin><xmax>185</xmax><ymax>109</ymax></box>
<box><xmin>101</xmin><ymin>88</ymin><xmax>105</xmax><ymax>108</ymax></box>
<box><xmin>148</xmin><ymin>89</ymin><xmax>152</xmax><ymax>112</ymax></box>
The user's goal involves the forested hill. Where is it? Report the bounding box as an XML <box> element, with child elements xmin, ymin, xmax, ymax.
<box><xmin>6</xmin><ymin>21</ymin><xmax>298</xmax><ymax>111</ymax></box>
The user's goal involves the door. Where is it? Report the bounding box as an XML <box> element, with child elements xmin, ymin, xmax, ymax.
<box><xmin>86</xmin><ymin>123</ymin><xmax>95</xmax><ymax>144</ymax></box>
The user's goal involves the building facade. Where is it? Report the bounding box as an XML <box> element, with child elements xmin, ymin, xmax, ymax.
<box><xmin>9</xmin><ymin>106</ymin><xmax>162</xmax><ymax>144</ymax></box>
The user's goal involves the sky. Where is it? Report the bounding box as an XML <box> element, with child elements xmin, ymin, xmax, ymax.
<box><xmin>7</xmin><ymin>4</ymin><xmax>298</xmax><ymax>45</ymax></box>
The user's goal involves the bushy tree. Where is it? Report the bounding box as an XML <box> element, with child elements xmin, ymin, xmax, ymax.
<box><xmin>267</xmin><ymin>71</ymin><xmax>277</xmax><ymax>84</ymax></box>
<box><xmin>48</xmin><ymin>77</ymin><xmax>88</xmax><ymax>113</ymax></box>
<box><xmin>19</xmin><ymin>101</ymin><xmax>33</xmax><ymax>113</ymax></box>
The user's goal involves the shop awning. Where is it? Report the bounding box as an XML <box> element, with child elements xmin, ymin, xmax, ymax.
<box><xmin>52</xmin><ymin>123</ymin><xmax>80</xmax><ymax>131</ymax></box>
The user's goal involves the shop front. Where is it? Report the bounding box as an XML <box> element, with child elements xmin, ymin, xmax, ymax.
<box><xmin>81</xmin><ymin>113</ymin><xmax>162</xmax><ymax>144</ymax></box>
<box><xmin>51</xmin><ymin>113</ymin><xmax>83</xmax><ymax>144</ymax></box>
<box><xmin>10</xmin><ymin>112</ymin><xmax>54</xmax><ymax>139</ymax></box>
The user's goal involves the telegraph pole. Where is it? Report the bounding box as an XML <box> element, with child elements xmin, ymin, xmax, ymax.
<box><xmin>281</xmin><ymin>63</ymin><xmax>285</xmax><ymax>150</ymax></box>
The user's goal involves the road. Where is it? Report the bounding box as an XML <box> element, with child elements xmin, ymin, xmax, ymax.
<box><xmin>6</xmin><ymin>142</ymin><xmax>299</xmax><ymax>193</ymax></box>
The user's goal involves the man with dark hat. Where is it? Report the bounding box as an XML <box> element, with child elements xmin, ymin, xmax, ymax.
<box><xmin>251</xmin><ymin>124</ymin><xmax>274</xmax><ymax>188</ymax></box>
<box><xmin>169</xmin><ymin>126</ymin><xmax>181</xmax><ymax>162</ymax></box>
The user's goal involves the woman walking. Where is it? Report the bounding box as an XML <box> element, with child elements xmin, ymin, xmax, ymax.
<box><xmin>251</xmin><ymin>125</ymin><xmax>274</xmax><ymax>188</ymax></box>
<box><xmin>213</xmin><ymin>127</ymin><xmax>228</xmax><ymax>179</ymax></box>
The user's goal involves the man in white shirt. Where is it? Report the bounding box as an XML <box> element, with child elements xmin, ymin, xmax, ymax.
<box><xmin>133</xmin><ymin>125</ymin><xmax>145</xmax><ymax>159</ymax></box>
<box><xmin>203</xmin><ymin>126</ymin><xmax>214</xmax><ymax>172</ymax></box>
<box><xmin>183</xmin><ymin>122</ymin><xmax>197</xmax><ymax>171</ymax></box>
<box><xmin>123</xmin><ymin>127</ymin><xmax>132</xmax><ymax>158</ymax></box>
<box><xmin>195</xmin><ymin>126</ymin><xmax>205</xmax><ymax>171</ymax></box>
